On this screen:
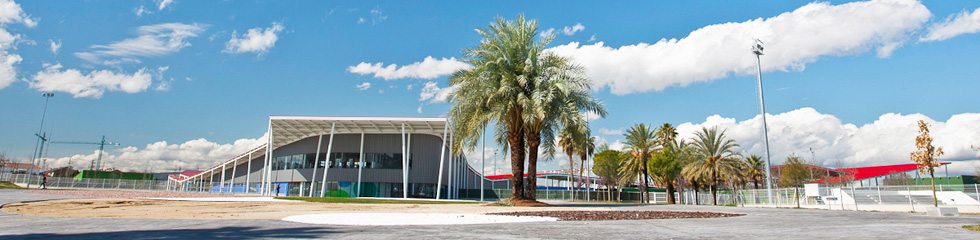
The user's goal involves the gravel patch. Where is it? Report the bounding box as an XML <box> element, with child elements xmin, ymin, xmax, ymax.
<box><xmin>23</xmin><ymin>190</ymin><xmax>246</xmax><ymax>198</ymax></box>
<box><xmin>489</xmin><ymin>210</ymin><xmax>745</xmax><ymax>221</ymax></box>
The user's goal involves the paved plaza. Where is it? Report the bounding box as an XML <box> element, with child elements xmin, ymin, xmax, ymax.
<box><xmin>1</xmin><ymin>189</ymin><xmax>979</xmax><ymax>239</ymax></box>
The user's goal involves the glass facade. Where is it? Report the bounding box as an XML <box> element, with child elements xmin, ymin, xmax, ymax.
<box><xmin>272</xmin><ymin>152</ymin><xmax>412</xmax><ymax>170</ymax></box>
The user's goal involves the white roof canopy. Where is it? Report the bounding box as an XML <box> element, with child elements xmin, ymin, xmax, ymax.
<box><xmin>269</xmin><ymin>116</ymin><xmax>448</xmax><ymax>149</ymax></box>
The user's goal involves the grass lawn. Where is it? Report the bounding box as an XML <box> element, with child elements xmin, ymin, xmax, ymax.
<box><xmin>963</xmin><ymin>225</ymin><xmax>980</xmax><ymax>232</ymax></box>
<box><xmin>0</xmin><ymin>181</ymin><xmax>23</xmax><ymax>189</ymax></box>
<box><xmin>276</xmin><ymin>197</ymin><xmax>481</xmax><ymax>205</ymax></box>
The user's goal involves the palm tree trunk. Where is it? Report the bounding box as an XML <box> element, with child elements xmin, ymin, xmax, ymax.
<box><xmin>525</xmin><ymin>133</ymin><xmax>541</xmax><ymax>200</ymax></box>
<box><xmin>579</xmin><ymin>154</ymin><xmax>587</xmax><ymax>200</ymax></box>
<box><xmin>666</xmin><ymin>181</ymin><xmax>676</xmax><ymax>204</ymax></box>
<box><xmin>711</xmin><ymin>172</ymin><xmax>718</xmax><ymax>205</ymax></box>
<box><xmin>507</xmin><ymin>128</ymin><xmax>526</xmax><ymax>201</ymax></box>
<box><xmin>568</xmin><ymin>153</ymin><xmax>575</xmax><ymax>201</ymax></box>
<box><xmin>642</xmin><ymin>166</ymin><xmax>650</xmax><ymax>204</ymax></box>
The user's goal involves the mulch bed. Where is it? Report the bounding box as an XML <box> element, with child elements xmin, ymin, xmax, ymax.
<box><xmin>489</xmin><ymin>210</ymin><xmax>744</xmax><ymax>221</ymax></box>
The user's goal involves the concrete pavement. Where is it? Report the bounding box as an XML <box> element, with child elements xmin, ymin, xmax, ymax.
<box><xmin>2</xmin><ymin>189</ymin><xmax>979</xmax><ymax>239</ymax></box>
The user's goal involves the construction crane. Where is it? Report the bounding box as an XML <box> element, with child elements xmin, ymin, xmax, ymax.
<box><xmin>50</xmin><ymin>135</ymin><xmax>120</xmax><ymax>171</ymax></box>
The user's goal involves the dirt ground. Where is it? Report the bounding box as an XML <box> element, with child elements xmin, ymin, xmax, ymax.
<box><xmin>3</xmin><ymin>198</ymin><xmax>589</xmax><ymax>220</ymax></box>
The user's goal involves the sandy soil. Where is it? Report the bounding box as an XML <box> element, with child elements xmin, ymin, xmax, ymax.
<box><xmin>3</xmin><ymin>198</ymin><xmax>591</xmax><ymax>220</ymax></box>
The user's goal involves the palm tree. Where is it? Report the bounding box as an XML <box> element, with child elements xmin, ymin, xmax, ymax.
<box><xmin>744</xmin><ymin>155</ymin><xmax>765</xmax><ymax>189</ymax></box>
<box><xmin>449</xmin><ymin>15</ymin><xmax>605</xmax><ymax>202</ymax></box>
<box><xmin>522</xmin><ymin>58</ymin><xmax>606</xmax><ymax>200</ymax></box>
<box><xmin>558</xmin><ymin>127</ymin><xmax>580</xmax><ymax>200</ymax></box>
<box><xmin>620</xmin><ymin>123</ymin><xmax>657</xmax><ymax>204</ymax></box>
<box><xmin>650</xmin><ymin>123</ymin><xmax>680</xmax><ymax>203</ymax></box>
<box><xmin>577</xmin><ymin>133</ymin><xmax>596</xmax><ymax>196</ymax></box>
<box><xmin>683</xmin><ymin>126</ymin><xmax>741</xmax><ymax>205</ymax></box>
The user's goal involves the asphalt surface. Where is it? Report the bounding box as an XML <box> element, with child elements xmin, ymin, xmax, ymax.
<box><xmin>2</xmin><ymin>189</ymin><xmax>980</xmax><ymax>239</ymax></box>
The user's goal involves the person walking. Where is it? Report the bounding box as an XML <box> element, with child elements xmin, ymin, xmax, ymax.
<box><xmin>40</xmin><ymin>174</ymin><xmax>47</xmax><ymax>189</ymax></box>
<box><xmin>275</xmin><ymin>184</ymin><xmax>281</xmax><ymax>196</ymax></box>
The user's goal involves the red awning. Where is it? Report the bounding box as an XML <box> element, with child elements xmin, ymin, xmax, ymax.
<box><xmin>809</xmin><ymin>162</ymin><xmax>949</xmax><ymax>183</ymax></box>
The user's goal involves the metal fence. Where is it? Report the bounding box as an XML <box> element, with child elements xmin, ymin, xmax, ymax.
<box><xmin>737</xmin><ymin>184</ymin><xmax>980</xmax><ymax>212</ymax></box>
<box><xmin>1</xmin><ymin>174</ymin><xmax>177</xmax><ymax>192</ymax></box>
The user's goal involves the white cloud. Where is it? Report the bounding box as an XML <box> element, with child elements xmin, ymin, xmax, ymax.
<box><xmin>347</xmin><ymin>56</ymin><xmax>471</xmax><ymax>80</ymax></box>
<box><xmin>357</xmin><ymin>17</ymin><xmax>366</xmax><ymax>24</ymax></box>
<box><xmin>27</xmin><ymin>63</ymin><xmax>160</xmax><ymax>98</ymax></box>
<box><xmin>563</xmin><ymin>23</ymin><xmax>585</xmax><ymax>36</ymax></box>
<box><xmin>0</xmin><ymin>0</ymin><xmax>36</xmax><ymax>90</ymax></box>
<box><xmin>673</xmin><ymin>107</ymin><xmax>980</xmax><ymax>175</ymax></box>
<box><xmin>921</xmin><ymin>6</ymin><xmax>980</xmax><ymax>42</ymax></box>
<box><xmin>547</xmin><ymin>0</ymin><xmax>931</xmax><ymax>95</ymax></box>
<box><xmin>356</xmin><ymin>82</ymin><xmax>371</xmax><ymax>90</ymax></box>
<box><xmin>598</xmin><ymin>128</ymin><xmax>622</xmax><ymax>136</ymax></box>
<box><xmin>540</xmin><ymin>28</ymin><xmax>557</xmax><ymax>38</ymax></box>
<box><xmin>75</xmin><ymin>23</ymin><xmax>207</xmax><ymax>65</ymax></box>
<box><xmin>157</xmin><ymin>0</ymin><xmax>175</xmax><ymax>11</ymax></box>
<box><xmin>582</xmin><ymin>111</ymin><xmax>601</xmax><ymax>121</ymax></box>
<box><xmin>588</xmin><ymin>34</ymin><xmax>596</xmax><ymax>42</ymax></box>
<box><xmin>0</xmin><ymin>0</ymin><xmax>37</xmax><ymax>27</ymax></box>
<box><xmin>224</xmin><ymin>22</ymin><xmax>285</xmax><ymax>55</ymax></box>
<box><xmin>48</xmin><ymin>133</ymin><xmax>268</xmax><ymax>172</ymax></box>
<box><xmin>48</xmin><ymin>39</ymin><xmax>60</xmax><ymax>54</ymax></box>
<box><xmin>134</xmin><ymin>5</ymin><xmax>150</xmax><ymax>17</ymax></box>
<box><xmin>416</xmin><ymin>81</ymin><xmax>455</xmax><ymax>113</ymax></box>
<box><xmin>541</xmin><ymin>23</ymin><xmax>586</xmax><ymax>38</ymax></box>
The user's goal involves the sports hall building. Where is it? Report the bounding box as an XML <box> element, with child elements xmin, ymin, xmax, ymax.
<box><xmin>169</xmin><ymin>116</ymin><xmax>492</xmax><ymax>199</ymax></box>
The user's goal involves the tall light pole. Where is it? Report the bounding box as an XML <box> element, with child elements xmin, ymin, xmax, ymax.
<box><xmin>27</xmin><ymin>93</ymin><xmax>54</xmax><ymax>189</ymax></box>
<box><xmin>480</xmin><ymin>125</ymin><xmax>486</xmax><ymax>202</ymax></box>
<box><xmin>752</xmin><ymin>40</ymin><xmax>775</xmax><ymax>205</ymax></box>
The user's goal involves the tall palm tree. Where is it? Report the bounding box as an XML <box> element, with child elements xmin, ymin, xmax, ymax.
<box><xmin>448</xmin><ymin>15</ymin><xmax>545</xmax><ymax>200</ymax></box>
<box><xmin>449</xmin><ymin>15</ymin><xmax>605</xmax><ymax>202</ymax></box>
<box><xmin>683</xmin><ymin>126</ymin><xmax>741</xmax><ymax>205</ymax></box>
<box><xmin>620</xmin><ymin>123</ymin><xmax>657</xmax><ymax>204</ymax></box>
<box><xmin>649</xmin><ymin>123</ymin><xmax>680</xmax><ymax>203</ymax></box>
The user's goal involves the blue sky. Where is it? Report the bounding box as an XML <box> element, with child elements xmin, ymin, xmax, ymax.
<box><xmin>0</xmin><ymin>0</ymin><xmax>978</xmax><ymax>175</ymax></box>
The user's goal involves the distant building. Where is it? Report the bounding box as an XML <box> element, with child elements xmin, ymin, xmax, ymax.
<box><xmin>1</xmin><ymin>162</ymin><xmax>40</xmax><ymax>175</ymax></box>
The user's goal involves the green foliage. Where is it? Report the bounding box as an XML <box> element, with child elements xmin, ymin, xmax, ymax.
<box><xmin>594</xmin><ymin>150</ymin><xmax>624</xmax><ymax>187</ymax></box>
<box><xmin>682</xmin><ymin>126</ymin><xmax>741</xmax><ymax>205</ymax></box>
<box><xmin>779</xmin><ymin>154</ymin><xmax>810</xmax><ymax>188</ymax></box>
<box><xmin>962</xmin><ymin>225</ymin><xmax>980</xmax><ymax>232</ymax></box>
<box><xmin>648</xmin><ymin>150</ymin><xmax>681</xmax><ymax>188</ymax></box>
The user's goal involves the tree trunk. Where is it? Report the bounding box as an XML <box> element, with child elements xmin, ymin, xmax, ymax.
<box><xmin>642</xmin><ymin>166</ymin><xmax>650</xmax><ymax>204</ymax></box>
<box><xmin>579</xmin><ymin>154</ymin><xmax>586</xmax><ymax>199</ymax></box>
<box><xmin>507</xmin><ymin>128</ymin><xmax>526</xmax><ymax>201</ymax></box>
<box><xmin>731</xmin><ymin>180</ymin><xmax>738</xmax><ymax>205</ymax></box>
<box><xmin>525</xmin><ymin>133</ymin><xmax>541</xmax><ymax>200</ymax></box>
<box><xmin>711</xmin><ymin>172</ymin><xmax>718</xmax><ymax>205</ymax></box>
<box><xmin>693</xmin><ymin>180</ymin><xmax>700</xmax><ymax>205</ymax></box>
<box><xmin>930</xmin><ymin>170</ymin><xmax>937</xmax><ymax>208</ymax></box>
<box><xmin>795</xmin><ymin>186</ymin><xmax>800</xmax><ymax>208</ymax></box>
<box><xmin>568</xmin><ymin>153</ymin><xmax>575</xmax><ymax>201</ymax></box>
<box><xmin>666</xmin><ymin>181</ymin><xmax>676</xmax><ymax>204</ymax></box>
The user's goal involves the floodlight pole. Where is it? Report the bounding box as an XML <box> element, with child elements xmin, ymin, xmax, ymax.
<box><xmin>27</xmin><ymin>93</ymin><xmax>54</xmax><ymax>189</ymax></box>
<box><xmin>753</xmin><ymin>39</ymin><xmax>775</xmax><ymax>205</ymax></box>
<box><xmin>480</xmin><ymin>125</ymin><xmax>485</xmax><ymax>202</ymax></box>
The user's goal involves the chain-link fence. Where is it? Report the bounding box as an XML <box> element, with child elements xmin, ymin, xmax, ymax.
<box><xmin>737</xmin><ymin>184</ymin><xmax>980</xmax><ymax>212</ymax></box>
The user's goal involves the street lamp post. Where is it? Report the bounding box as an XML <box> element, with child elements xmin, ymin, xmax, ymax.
<box><xmin>27</xmin><ymin>93</ymin><xmax>54</xmax><ymax>189</ymax></box>
<box><xmin>752</xmin><ymin>40</ymin><xmax>775</xmax><ymax>205</ymax></box>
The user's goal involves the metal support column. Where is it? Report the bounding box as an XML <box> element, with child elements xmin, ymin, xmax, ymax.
<box><xmin>356</xmin><ymin>132</ymin><xmax>365</xmax><ymax>198</ymax></box>
<box><xmin>245</xmin><ymin>153</ymin><xmax>252</xmax><ymax>193</ymax></box>
<box><xmin>230</xmin><ymin>158</ymin><xmax>237</xmax><ymax>193</ymax></box>
<box><xmin>309</xmin><ymin>135</ymin><xmax>323</xmax><ymax>197</ymax></box>
<box><xmin>436</xmin><ymin>122</ymin><xmax>448</xmax><ymax>199</ymax></box>
<box><xmin>220</xmin><ymin>163</ymin><xmax>226</xmax><ymax>192</ymax></box>
<box><xmin>263</xmin><ymin>119</ymin><xmax>273</xmax><ymax>196</ymax></box>
<box><xmin>319</xmin><ymin>123</ymin><xmax>336</xmax><ymax>197</ymax></box>
<box><xmin>449</xmin><ymin>131</ymin><xmax>455</xmax><ymax>199</ymax></box>
<box><xmin>402</xmin><ymin>123</ymin><xmax>408</xmax><ymax>199</ymax></box>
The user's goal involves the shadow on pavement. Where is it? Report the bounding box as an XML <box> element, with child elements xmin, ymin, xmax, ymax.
<box><xmin>4</xmin><ymin>226</ymin><xmax>340</xmax><ymax>239</ymax></box>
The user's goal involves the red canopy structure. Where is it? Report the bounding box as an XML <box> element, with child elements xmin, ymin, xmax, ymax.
<box><xmin>808</xmin><ymin>162</ymin><xmax>950</xmax><ymax>184</ymax></box>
